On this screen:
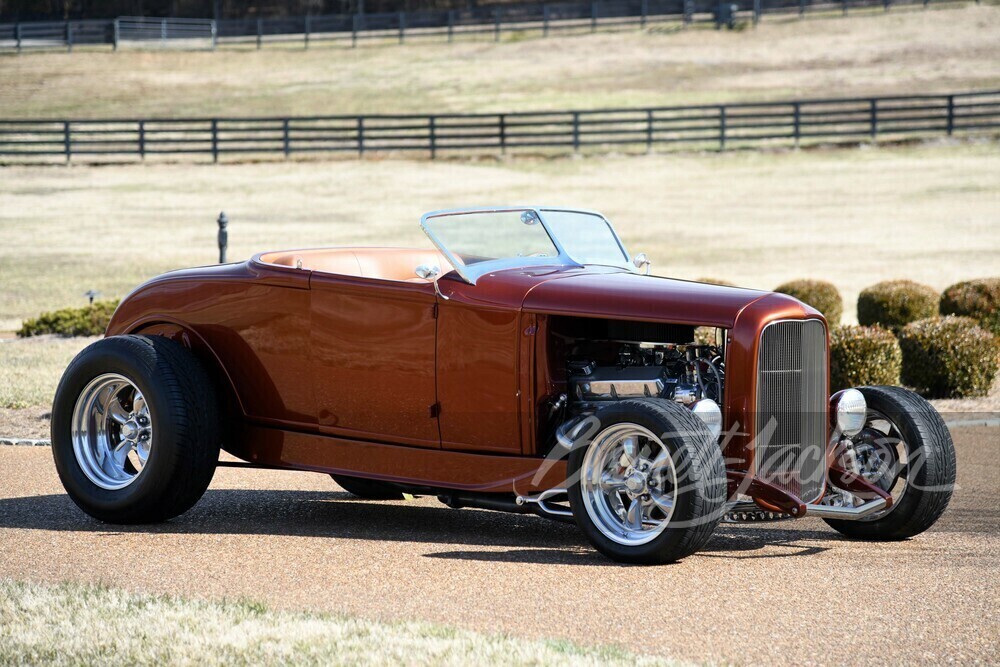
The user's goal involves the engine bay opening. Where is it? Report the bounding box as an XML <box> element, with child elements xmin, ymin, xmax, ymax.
<box><xmin>542</xmin><ymin>316</ymin><xmax>728</xmax><ymax>450</ymax></box>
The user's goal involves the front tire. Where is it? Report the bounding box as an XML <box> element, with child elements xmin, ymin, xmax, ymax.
<box><xmin>824</xmin><ymin>386</ymin><xmax>956</xmax><ymax>540</ymax></box>
<box><xmin>51</xmin><ymin>335</ymin><xmax>221</xmax><ymax>524</ymax></box>
<box><xmin>567</xmin><ymin>399</ymin><xmax>726</xmax><ymax>564</ymax></box>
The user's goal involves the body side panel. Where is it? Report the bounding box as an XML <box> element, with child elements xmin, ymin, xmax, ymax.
<box><xmin>309</xmin><ymin>272</ymin><xmax>440</xmax><ymax>448</ymax></box>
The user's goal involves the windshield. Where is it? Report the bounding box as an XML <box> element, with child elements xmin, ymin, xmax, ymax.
<box><xmin>540</xmin><ymin>209</ymin><xmax>630</xmax><ymax>266</ymax></box>
<box><xmin>421</xmin><ymin>207</ymin><xmax>631</xmax><ymax>284</ymax></box>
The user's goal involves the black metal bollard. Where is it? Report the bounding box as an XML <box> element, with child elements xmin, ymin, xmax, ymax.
<box><xmin>217</xmin><ymin>212</ymin><xmax>228</xmax><ymax>263</ymax></box>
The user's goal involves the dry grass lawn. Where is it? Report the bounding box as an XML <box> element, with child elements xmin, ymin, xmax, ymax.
<box><xmin>0</xmin><ymin>336</ymin><xmax>95</xmax><ymax>410</ymax></box>
<box><xmin>0</xmin><ymin>578</ymin><xmax>676</xmax><ymax>666</ymax></box>
<box><xmin>1</xmin><ymin>140</ymin><xmax>997</xmax><ymax>333</ymax></box>
<box><xmin>0</xmin><ymin>5</ymin><xmax>997</xmax><ymax>119</ymax></box>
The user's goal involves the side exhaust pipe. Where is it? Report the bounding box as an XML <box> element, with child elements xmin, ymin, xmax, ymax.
<box><xmin>804</xmin><ymin>497</ymin><xmax>888</xmax><ymax>519</ymax></box>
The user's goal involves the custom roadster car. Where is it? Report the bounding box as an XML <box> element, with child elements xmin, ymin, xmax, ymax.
<box><xmin>52</xmin><ymin>207</ymin><xmax>956</xmax><ymax>563</ymax></box>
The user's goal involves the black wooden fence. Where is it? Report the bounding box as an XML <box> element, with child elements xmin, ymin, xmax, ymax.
<box><xmin>0</xmin><ymin>0</ymin><xmax>971</xmax><ymax>52</ymax></box>
<box><xmin>1</xmin><ymin>91</ymin><xmax>996</xmax><ymax>164</ymax></box>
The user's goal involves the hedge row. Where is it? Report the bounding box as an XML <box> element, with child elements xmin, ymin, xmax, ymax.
<box><xmin>17</xmin><ymin>300</ymin><xmax>119</xmax><ymax>338</ymax></box>
<box><xmin>830</xmin><ymin>325</ymin><xmax>901</xmax><ymax>391</ymax></box>
<box><xmin>775</xmin><ymin>279</ymin><xmax>843</xmax><ymax>326</ymax></box>
<box><xmin>940</xmin><ymin>278</ymin><xmax>1000</xmax><ymax>335</ymax></box>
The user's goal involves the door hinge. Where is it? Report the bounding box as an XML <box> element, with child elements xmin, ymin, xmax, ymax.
<box><xmin>429</xmin><ymin>402</ymin><xmax>441</xmax><ymax>418</ymax></box>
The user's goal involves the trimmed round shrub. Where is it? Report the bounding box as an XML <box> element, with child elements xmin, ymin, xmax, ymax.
<box><xmin>898</xmin><ymin>316</ymin><xmax>999</xmax><ymax>398</ymax></box>
<box><xmin>830</xmin><ymin>325</ymin><xmax>902</xmax><ymax>391</ymax></box>
<box><xmin>775</xmin><ymin>279</ymin><xmax>843</xmax><ymax>325</ymax></box>
<box><xmin>17</xmin><ymin>300</ymin><xmax>119</xmax><ymax>338</ymax></box>
<box><xmin>695</xmin><ymin>277</ymin><xmax>735</xmax><ymax>287</ymax></box>
<box><xmin>940</xmin><ymin>278</ymin><xmax>1000</xmax><ymax>336</ymax></box>
<box><xmin>857</xmin><ymin>280</ymin><xmax>938</xmax><ymax>332</ymax></box>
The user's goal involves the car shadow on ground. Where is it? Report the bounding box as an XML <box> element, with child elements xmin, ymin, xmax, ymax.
<box><xmin>0</xmin><ymin>489</ymin><xmax>845</xmax><ymax>565</ymax></box>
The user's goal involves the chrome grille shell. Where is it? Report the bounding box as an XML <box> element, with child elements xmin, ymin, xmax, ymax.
<box><xmin>754</xmin><ymin>319</ymin><xmax>828</xmax><ymax>503</ymax></box>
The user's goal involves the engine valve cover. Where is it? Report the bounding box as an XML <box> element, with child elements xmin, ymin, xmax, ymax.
<box><xmin>569</xmin><ymin>366</ymin><xmax>668</xmax><ymax>401</ymax></box>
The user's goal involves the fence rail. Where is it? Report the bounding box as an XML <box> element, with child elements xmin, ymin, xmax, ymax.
<box><xmin>1</xmin><ymin>91</ymin><xmax>996</xmax><ymax>164</ymax></box>
<box><xmin>0</xmin><ymin>0</ymin><xmax>971</xmax><ymax>52</ymax></box>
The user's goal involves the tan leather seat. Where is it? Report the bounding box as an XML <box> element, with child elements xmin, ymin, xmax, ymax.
<box><xmin>259</xmin><ymin>247</ymin><xmax>451</xmax><ymax>283</ymax></box>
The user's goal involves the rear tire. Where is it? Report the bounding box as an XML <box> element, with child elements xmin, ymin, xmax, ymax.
<box><xmin>567</xmin><ymin>399</ymin><xmax>726</xmax><ymax>564</ymax></box>
<box><xmin>331</xmin><ymin>474</ymin><xmax>405</xmax><ymax>500</ymax></box>
<box><xmin>51</xmin><ymin>335</ymin><xmax>221</xmax><ymax>523</ymax></box>
<box><xmin>824</xmin><ymin>386</ymin><xmax>956</xmax><ymax>540</ymax></box>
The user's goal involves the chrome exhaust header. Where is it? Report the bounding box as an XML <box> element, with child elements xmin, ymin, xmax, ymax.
<box><xmin>515</xmin><ymin>488</ymin><xmax>574</xmax><ymax>521</ymax></box>
<box><xmin>804</xmin><ymin>497</ymin><xmax>888</xmax><ymax>520</ymax></box>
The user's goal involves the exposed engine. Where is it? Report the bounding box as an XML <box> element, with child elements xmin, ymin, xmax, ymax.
<box><xmin>550</xmin><ymin>317</ymin><xmax>727</xmax><ymax>440</ymax></box>
<box><xmin>567</xmin><ymin>342</ymin><xmax>724</xmax><ymax>409</ymax></box>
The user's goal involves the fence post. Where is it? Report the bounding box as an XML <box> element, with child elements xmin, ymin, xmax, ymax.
<box><xmin>304</xmin><ymin>15</ymin><xmax>311</xmax><ymax>49</ymax></box>
<box><xmin>946</xmin><ymin>95</ymin><xmax>954</xmax><ymax>135</ymax></box>
<box><xmin>429</xmin><ymin>116</ymin><xmax>436</xmax><ymax>159</ymax></box>
<box><xmin>211</xmin><ymin>119</ymin><xmax>219</xmax><ymax>163</ymax></box>
<box><xmin>719</xmin><ymin>106</ymin><xmax>726</xmax><ymax>150</ymax></box>
<box><xmin>799</xmin><ymin>0</ymin><xmax>805</xmax><ymax>16</ymax></box>
<box><xmin>494</xmin><ymin>7</ymin><xmax>501</xmax><ymax>42</ymax></box>
<box><xmin>113</xmin><ymin>18</ymin><xmax>119</xmax><ymax>51</ymax></box>
<box><xmin>64</xmin><ymin>121</ymin><xmax>71</xmax><ymax>163</ymax></box>
<box><xmin>15</xmin><ymin>22</ymin><xmax>20</xmax><ymax>53</ymax></box>
<box><xmin>640</xmin><ymin>0</ymin><xmax>648</xmax><ymax>28</ymax></box>
<box><xmin>66</xmin><ymin>21</ymin><xmax>73</xmax><ymax>52</ymax></box>
<box><xmin>543</xmin><ymin>4</ymin><xmax>550</xmax><ymax>37</ymax></box>
<box><xmin>352</xmin><ymin>14</ymin><xmax>359</xmax><ymax>47</ymax></box>
<box><xmin>210</xmin><ymin>19</ymin><xmax>217</xmax><ymax>50</ymax></box>
<box><xmin>447</xmin><ymin>10</ymin><xmax>454</xmax><ymax>42</ymax></box>
<box><xmin>869</xmin><ymin>98</ymin><xmax>877</xmax><ymax>140</ymax></box>
<box><xmin>646</xmin><ymin>109</ymin><xmax>653</xmax><ymax>151</ymax></box>
<box><xmin>843</xmin><ymin>0</ymin><xmax>848</xmax><ymax>16</ymax></box>
<box><xmin>357</xmin><ymin>117</ymin><xmax>365</xmax><ymax>156</ymax></box>
<box><xmin>572</xmin><ymin>112</ymin><xmax>580</xmax><ymax>152</ymax></box>
<box><xmin>398</xmin><ymin>12</ymin><xmax>405</xmax><ymax>44</ymax></box>
<box><xmin>283</xmin><ymin>119</ymin><xmax>290</xmax><ymax>157</ymax></box>
<box><xmin>753</xmin><ymin>0</ymin><xmax>762</xmax><ymax>25</ymax></box>
<box><xmin>257</xmin><ymin>18</ymin><xmax>263</xmax><ymax>49</ymax></box>
<box><xmin>591</xmin><ymin>1</ymin><xmax>598</xmax><ymax>32</ymax></box>
<box><xmin>683</xmin><ymin>1</ymin><xmax>693</xmax><ymax>26</ymax></box>
<box><xmin>499</xmin><ymin>114</ymin><xmax>507</xmax><ymax>154</ymax></box>
<box><xmin>884</xmin><ymin>0</ymin><xmax>891</xmax><ymax>10</ymax></box>
<box><xmin>138</xmin><ymin>120</ymin><xmax>145</xmax><ymax>159</ymax></box>
<box><xmin>161</xmin><ymin>18</ymin><xmax>167</xmax><ymax>42</ymax></box>
<box><xmin>792</xmin><ymin>102</ymin><xmax>800</xmax><ymax>145</ymax></box>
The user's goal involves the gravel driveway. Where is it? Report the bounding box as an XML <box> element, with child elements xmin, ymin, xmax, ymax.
<box><xmin>1</xmin><ymin>427</ymin><xmax>996</xmax><ymax>666</ymax></box>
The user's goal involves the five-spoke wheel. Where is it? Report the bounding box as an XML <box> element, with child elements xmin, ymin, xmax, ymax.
<box><xmin>568</xmin><ymin>399</ymin><xmax>726</xmax><ymax>564</ymax></box>
<box><xmin>72</xmin><ymin>373</ymin><xmax>153</xmax><ymax>490</ymax></box>
<box><xmin>579</xmin><ymin>423</ymin><xmax>677</xmax><ymax>546</ymax></box>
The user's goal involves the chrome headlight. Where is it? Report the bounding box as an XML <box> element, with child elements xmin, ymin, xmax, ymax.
<box><xmin>690</xmin><ymin>399</ymin><xmax>723</xmax><ymax>440</ymax></box>
<box><xmin>831</xmin><ymin>389</ymin><xmax>867</xmax><ymax>436</ymax></box>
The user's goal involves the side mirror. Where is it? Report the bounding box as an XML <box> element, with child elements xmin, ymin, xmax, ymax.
<box><xmin>633</xmin><ymin>253</ymin><xmax>651</xmax><ymax>275</ymax></box>
<box><xmin>414</xmin><ymin>264</ymin><xmax>440</xmax><ymax>281</ymax></box>
<box><xmin>415</xmin><ymin>264</ymin><xmax>450</xmax><ymax>300</ymax></box>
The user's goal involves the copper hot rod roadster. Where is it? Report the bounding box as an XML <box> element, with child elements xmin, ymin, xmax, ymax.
<box><xmin>52</xmin><ymin>207</ymin><xmax>956</xmax><ymax>563</ymax></box>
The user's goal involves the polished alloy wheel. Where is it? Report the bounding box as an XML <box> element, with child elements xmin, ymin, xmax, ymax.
<box><xmin>579</xmin><ymin>423</ymin><xmax>678</xmax><ymax>546</ymax></box>
<box><xmin>71</xmin><ymin>373</ymin><xmax>152</xmax><ymax>491</ymax></box>
<box><xmin>850</xmin><ymin>408</ymin><xmax>911</xmax><ymax>520</ymax></box>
